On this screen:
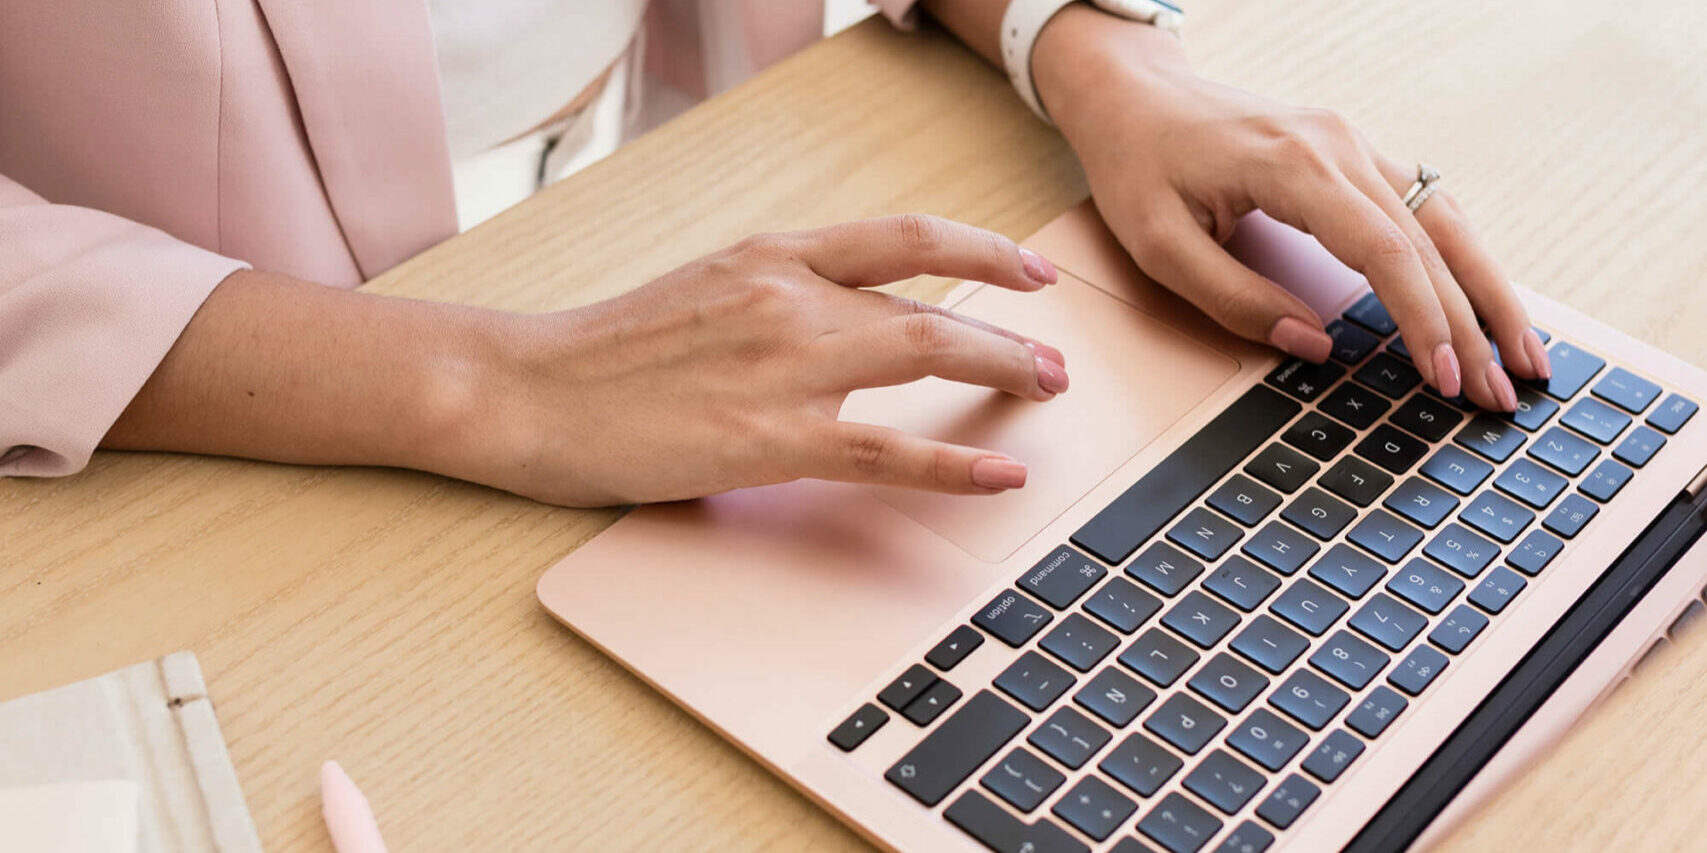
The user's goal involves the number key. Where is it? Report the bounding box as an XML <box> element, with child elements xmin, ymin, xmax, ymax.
<box><xmin>1270</xmin><ymin>669</ymin><xmax>1349</xmax><ymax>730</ymax></box>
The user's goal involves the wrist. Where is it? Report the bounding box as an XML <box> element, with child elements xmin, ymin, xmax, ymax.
<box><xmin>400</xmin><ymin>304</ymin><xmax>531</xmax><ymax>482</ymax></box>
<box><xmin>1031</xmin><ymin>3</ymin><xmax>1192</xmax><ymax>135</ymax></box>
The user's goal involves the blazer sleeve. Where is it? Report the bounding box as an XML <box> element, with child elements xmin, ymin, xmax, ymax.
<box><xmin>0</xmin><ymin>173</ymin><xmax>248</xmax><ymax>477</ymax></box>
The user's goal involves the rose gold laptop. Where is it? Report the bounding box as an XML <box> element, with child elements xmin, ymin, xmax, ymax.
<box><xmin>538</xmin><ymin>203</ymin><xmax>1707</xmax><ymax>852</ymax></box>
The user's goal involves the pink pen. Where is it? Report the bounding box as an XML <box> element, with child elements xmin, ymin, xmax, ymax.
<box><xmin>321</xmin><ymin>761</ymin><xmax>390</xmax><ymax>853</ymax></box>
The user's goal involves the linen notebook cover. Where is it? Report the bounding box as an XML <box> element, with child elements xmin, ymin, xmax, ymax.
<box><xmin>0</xmin><ymin>652</ymin><xmax>263</xmax><ymax>852</ymax></box>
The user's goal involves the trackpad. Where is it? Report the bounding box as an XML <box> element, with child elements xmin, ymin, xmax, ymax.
<box><xmin>839</xmin><ymin>275</ymin><xmax>1239</xmax><ymax>563</ymax></box>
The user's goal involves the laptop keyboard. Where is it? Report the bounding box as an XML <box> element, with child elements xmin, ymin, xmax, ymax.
<box><xmin>828</xmin><ymin>292</ymin><xmax>1698</xmax><ymax>853</ymax></box>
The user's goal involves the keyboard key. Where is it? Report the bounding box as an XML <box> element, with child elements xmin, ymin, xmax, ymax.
<box><xmin>1168</xmin><ymin>507</ymin><xmax>1246</xmax><ymax>561</ymax></box>
<box><xmin>1282</xmin><ymin>487</ymin><xmax>1357</xmax><ymax>539</ymax></box>
<box><xmin>1383</xmin><ymin>478</ymin><xmax>1459</xmax><ymax>529</ymax></box>
<box><xmin>1425</xmin><ymin>385</ymin><xmax>1476</xmax><ymax>411</ymax></box>
<box><xmin>1460</xmin><ymin>491</ymin><xmax>1534</xmax><ymax>544</ymax></box>
<box><xmin>1561</xmin><ymin>397</ymin><xmax>1632</xmax><ymax>444</ymax></box>
<box><xmin>1494</xmin><ymin>457</ymin><xmax>1570</xmax><ymax>510</ymax></box>
<box><xmin>1255</xmin><ymin>774</ymin><xmax>1320</xmax><ymax>830</ymax></box>
<box><xmin>1217</xmin><ymin>822</ymin><xmax>1275</xmax><ymax>853</ymax></box>
<box><xmin>1266</xmin><ymin>358</ymin><xmax>1346</xmax><ymax>403</ymax></box>
<box><xmin>1270</xmin><ymin>578</ymin><xmax>1350</xmax><ymax>636</ymax></box>
<box><xmin>1076</xmin><ymin>667</ymin><xmax>1156</xmax><ymax>728</ymax></box>
<box><xmin>1347</xmin><ymin>509</ymin><xmax>1425</xmax><ymax>562</ymax></box>
<box><xmin>1127</xmin><ymin>542</ymin><xmax>1208</xmax><ymax>597</ymax></box>
<box><xmin>1429</xmin><ymin>604</ymin><xmax>1489</xmax><ymax>653</ymax></box>
<box><xmin>1085</xmin><ymin>578</ymin><xmax>1164</xmax><ymax>634</ymax></box>
<box><xmin>1531</xmin><ymin>426</ymin><xmax>1599</xmax><ymax>476</ymax></box>
<box><xmin>1321</xmin><ymin>381</ymin><xmax>1390</xmax><ymax>429</ymax></box>
<box><xmin>1542</xmin><ymin>492</ymin><xmax>1599</xmax><ymax>540</ymax></box>
<box><xmin>1020</xmin><ymin>546</ymin><xmax>1107</xmax><ymax>609</ymax></box>
<box><xmin>1041</xmin><ymin>613</ymin><xmax>1121</xmax><ymax>672</ymax></box>
<box><xmin>1349</xmin><ymin>593</ymin><xmax>1428</xmax><ymax>651</ymax></box>
<box><xmin>1534</xmin><ymin>341</ymin><xmax>1604</xmax><ymax>400</ymax></box>
<box><xmin>1423</xmin><ymin>523</ymin><xmax>1497</xmax><ymax>578</ymax></box>
<box><xmin>1507</xmin><ymin>529</ymin><xmax>1564</xmax><ymax>576</ymax></box>
<box><xmin>1310</xmin><ymin>629</ymin><xmax>1391</xmax><ymax>689</ymax></box>
<box><xmin>1388</xmin><ymin>645</ymin><xmax>1449</xmax><ymax>696</ymax></box>
<box><xmin>1308</xmin><ymin>543</ymin><xmax>1389</xmax><ymax>599</ymax></box>
<box><xmin>1188</xmin><ymin>653</ymin><xmax>1270</xmax><ymax>713</ymax></box>
<box><xmin>1145</xmin><ymin>692</ymin><xmax>1227</xmax><ymax>754</ymax></box>
<box><xmin>1301</xmin><ymin>729</ymin><xmax>1365</xmax><ymax>783</ymax></box>
<box><xmin>879</xmin><ymin>664</ymin><xmax>938</xmax><ymax>711</ymax></box>
<box><xmin>976</xmin><ymin>590</ymin><xmax>1054</xmax><ymax>647</ymax></box>
<box><xmin>1468</xmin><ymin>566</ymin><xmax>1527</xmax><ymax>614</ymax></box>
<box><xmin>1346</xmin><ymin>685</ymin><xmax>1408</xmax><ymax>738</ymax></box>
<box><xmin>1241</xmin><ymin>520</ymin><xmax>1320</xmax><ymax>574</ymax></box>
<box><xmin>903</xmin><ymin>679</ymin><xmax>964</xmax><ymax>726</ymax></box>
<box><xmin>1228</xmin><ymin>707</ymin><xmax>1309</xmax><ymax>772</ymax></box>
<box><xmin>1244</xmin><ymin>444</ymin><xmax>1319</xmax><ymax>494</ymax></box>
<box><xmin>1455</xmin><ymin>414</ymin><xmax>1526</xmax><ymax>462</ymax></box>
<box><xmin>1163</xmin><ymin>592</ymin><xmax>1242</xmax><ymax>650</ymax></box>
<box><xmin>828</xmin><ymin>703</ymin><xmax>888</xmax><ymax>751</ymax></box>
<box><xmin>1074</xmin><ymin>385</ymin><xmax>1302</xmax><ymax>564</ymax></box>
<box><xmin>1230</xmin><ymin>615</ymin><xmax>1310</xmax><ymax>674</ymax></box>
<box><xmin>927</xmin><ymin>625</ymin><xmax>986</xmax><ymax>671</ymax></box>
<box><xmin>1282</xmin><ymin>411</ymin><xmax>1355</xmax><ymax>461</ymax></box>
<box><xmin>945</xmin><ymin>790</ymin><xmax>1089</xmax><ymax>853</ymax></box>
<box><xmin>1593</xmin><ymin>367</ymin><xmax>1662</xmax><ymax>414</ymax></box>
<box><xmin>1139</xmin><ymin>792</ymin><xmax>1224</xmax><ymax>853</ymax></box>
<box><xmin>887</xmin><ymin>690</ymin><xmax>1030</xmax><ymax>806</ymax></box>
<box><xmin>1580</xmin><ymin>459</ymin><xmax>1634</xmax><ymax>502</ymax></box>
<box><xmin>1270</xmin><ymin>669</ymin><xmax>1349</xmax><ymax>730</ymax></box>
<box><xmin>1354</xmin><ymin>353</ymin><xmax>1422</xmax><ymax>398</ymax></box>
<box><xmin>1647</xmin><ymin>393</ymin><xmax>1698</xmax><ymax>434</ymax></box>
<box><xmin>1101</xmin><ymin>732</ymin><xmax>1184</xmax><ymax>797</ymax></box>
<box><xmin>1343</xmin><ymin>292</ymin><xmax>1398</xmax><ymax>335</ymax></box>
<box><xmin>1390</xmin><ymin>393</ymin><xmax>1463</xmax><ymax>442</ymax></box>
<box><xmin>1208</xmin><ymin>474</ymin><xmax>1283</xmax><ymax>527</ymax></box>
<box><xmin>1120</xmin><ymin>628</ymin><xmax>1200</xmax><ymax>687</ymax></box>
<box><xmin>982</xmin><ymin>747</ymin><xmax>1065</xmax><ymax>813</ymax></box>
<box><xmin>1204</xmin><ymin>556</ymin><xmax>1283</xmax><ymax>612</ymax></box>
<box><xmin>1420</xmin><ymin>445</ymin><xmax>1494</xmax><ymax>495</ymax></box>
<box><xmin>1029</xmin><ymin>706</ymin><xmax>1111</xmax><ymax>769</ymax></box>
<box><xmin>1183</xmin><ymin>749</ymin><xmax>1267</xmax><ymax>815</ymax></box>
<box><xmin>1505</xmin><ymin>387</ymin><xmax>1560</xmax><ymax>432</ymax></box>
<box><xmin>1053</xmin><ymin>775</ymin><xmax>1137</xmax><ymax>841</ymax></box>
<box><xmin>1327</xmin><ymin>318</ymin><xmax>1380</xmax><ymax>364</ymax></box>
<box><xmin>996</xmin><ymin>651</ymin><xmax>1074</xmax><ymax>711</ymax></box>
<box><xmin>1613</xmin><ymin>425</ymin><xmax>1666</xmax><ymax>468</ymax></box>
<box><xmin>1320</xmin><ymin>456</ymin><xmax>1394</xmax><ymax>507</ymax></box>
<box><xmin>1355</xmin><ymin>424</ymin><xmax>1428</xmax><ymax>474</ymax></box>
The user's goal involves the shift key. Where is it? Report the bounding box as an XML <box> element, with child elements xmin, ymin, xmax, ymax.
<box><xmin>887</xmin><ymin>691</ymin><xmax>1031</xmax><ymax>806</ymax></box>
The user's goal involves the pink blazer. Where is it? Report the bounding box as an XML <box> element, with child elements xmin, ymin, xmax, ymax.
<box><xmin>0</xmin><ymin>0</ymin><xmax>917</xmax><ymax>477</ymax></box>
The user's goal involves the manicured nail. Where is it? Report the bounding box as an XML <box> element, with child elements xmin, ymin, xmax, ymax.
<box><xmin>1025</xmin><ymin>340</ymin><xmax>1067</xmax><ymax>368</ymax></box>
<box><xmin>1019</xmin><ymin>248</ymin><xmax>1057</xmax><ymax>286</ymax></box>
<box><xmin>1487</xmin><ymin>361</ymin><xmax>1519</xmax><ymax>412</ymax></box>
<box><xmin>1268</xmin><ymin>317</ymin><xmax>1333</xmax><ymax>363</ymax></box>
<box><xmin>971</xmin><ymin>456</ymin><xmax>1028</xmax><ymax>490</ymax></box>
<box><xmin>1524</xmin><ymin>329</ymin><xmax>1553</xmax><ymax>380</ymax></box>
<box><xmin>1036</xmin><ymin>356</ymin><xmax>1070</xmax><ymax>394</ymax></box>
<box><xmin>1431</xmin><ymin>343</ymin><xmax>1462</xmax><ymax>399</ymax></box>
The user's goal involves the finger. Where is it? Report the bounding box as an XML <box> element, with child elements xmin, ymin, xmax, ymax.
<box><xmin>809</xmin><ymin>312</ymin><xmax>1067</xmax><ymax>401</ymax></box>
<box><xmin>792</xmin><ymin>213</ymin><xmax>1058</xmax><ymax>291</ymax></box>
<box><xmin>878</xmin><ymin>294</ymin><xmax>1068</xmax><ymax>367</ymax></box>
<box><xmin>1117</xmin><ymin>200</ymin><xmax>1333</xmax><ymax>362</ymax></box>
<box><xmin>805</xmin><ymin>422</ymin><xmax>1028</xmax><ymax>494</ymax></box>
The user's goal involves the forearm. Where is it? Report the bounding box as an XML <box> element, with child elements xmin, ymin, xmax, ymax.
<box><xmin>103</xmin><ymin>269</ymin><xmax>508</xmax><ymax>476</ymax></box>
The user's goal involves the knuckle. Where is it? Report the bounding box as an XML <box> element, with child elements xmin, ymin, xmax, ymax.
<box><xmin>843</xmin><ymin>430</ymin><xmax>892</xmax><ymax>476</ymax></box>
<box><xmin>893</xmin><ymin>213</ymin><xmax>948</xmax><ymax>255</ymax></box>
<box><xmin>901</xmin><ymin>313</ymin><xmax>956</xmax><ymax>357</ymax></box>
<box><xmin>1367</xmin><ymin>224</ymin><xmax>1419</xmax><ymax>268</ymax></box>
<box><xmin>927</xmin><ymin>445</ymin><xmax>960</xmax><ymax>489</ymax></box>
<box><xmin>732</xmin><ymin>232</ymin><xmax>793</xmax><ymax>262</ymax></box>
<box><xmin>1270</xmin><ymin>132</ymin><xmax>1335</xmax><ymax>177</ymax></box>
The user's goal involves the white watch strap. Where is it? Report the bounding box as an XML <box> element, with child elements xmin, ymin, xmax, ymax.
<box><xmin>1000</xmin><ymin>0</ymin><xmax>1079</xmax><ymax>125</ymax></box>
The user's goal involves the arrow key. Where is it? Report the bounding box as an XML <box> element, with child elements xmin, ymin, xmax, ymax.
<box><xmin>926</xmin><ymin>625</ymin><xmax>986</xmax><ymax>671</ymax></box>
<box><xmin>878</xmin><ymin>664</ymin><xmax>938</xmax><ymax>712</ymax></box>
<box><xmin>902</xmin><ymin>678</ymin><xmax>964</xmax><ymax>726</ymax></box>
<box><xmin>827</xmin><ymin>703</ymin><xmax>888</xmax><ymax>752</ymax></box>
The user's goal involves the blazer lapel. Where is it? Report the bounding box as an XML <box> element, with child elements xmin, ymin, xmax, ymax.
<box><xmin>253</xmin><ymin>0</ymin><xmax>457</xmax><ymax>279</ymax></box>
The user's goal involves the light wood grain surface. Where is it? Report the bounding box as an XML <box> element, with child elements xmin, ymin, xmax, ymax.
<box><xmin>5</xmin><ymin>1</ymin><xmax>1707</xmax><ymax>850</ymax></box>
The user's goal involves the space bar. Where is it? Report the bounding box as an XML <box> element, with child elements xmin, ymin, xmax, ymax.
<box><xmin>1070</xmin><ymin>384</ymin><xmax>1300</xmax><ymax>565</ymax></box>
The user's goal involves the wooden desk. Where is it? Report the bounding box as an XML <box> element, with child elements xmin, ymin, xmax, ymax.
<box><xmin>5</xmin><ymin>1</ymin><xmax>1707</xmax><ymax>850</ymax></box>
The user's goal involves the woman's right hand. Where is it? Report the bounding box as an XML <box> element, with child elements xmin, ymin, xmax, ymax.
<box><xmin>454</xmin><ymin>215</ymin><xmax>1068</xmax><ymax>506</ymax></box>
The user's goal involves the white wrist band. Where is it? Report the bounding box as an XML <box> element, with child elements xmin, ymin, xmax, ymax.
<box><xmin>999</xmin><ymin>0</ymin><xmax>1185</xmax><ymax>125</ymax></box>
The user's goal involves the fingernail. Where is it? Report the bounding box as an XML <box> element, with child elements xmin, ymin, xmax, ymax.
<box><xmin>1036</xmin><ymin>356</ymin><xmax>1070</xmax><ymax>394</ymax></box>
<box><xmin>1431</xmin><ymin>343</ymin><xmax>1462</xmax><ymax>399</ymax></box>
<box><xmin>1019</xmin><ymin>248</ymin><xmax>1057</xmax><ymax>286</ymax></box>
<box><xmin>971</xmin><ymin>456</ymin><xmax>1028</xmax><ymax>490</ymax></box>
<box><xmin>1487</xmin><ymin>361</ymin><xmax>1519</xmax><ymax>412</ymax></box>
<box><xmin>1268</xmin><ymin>317</ymin><xmax>1333</xmax><ymax>363</ymax></box>
<box><xmin>1524</xmin><ymin>329</ymin><xmax>1553</xmax><ymax>380</ymax></box>
<box><xmin>1025</xmin><ymin>339</ymin><xmax>1067</xmax><ymax>368</ymax></box>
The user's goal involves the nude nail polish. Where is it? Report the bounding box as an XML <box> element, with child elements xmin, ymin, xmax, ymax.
<box><xmin>1268</xmin><ymin>317</ymin><xmax>1333</xmax><ymax>363</ymax></box>
<box><xmin>1025</xmin><ymin>340</ymin><xmax>1067</xmax><ymax>368</ymax></box>
<box><xmin>1036</xmin><ymin>356</ymin><xmax>1069</xmax><ymax>394</ymax></box>
<box><xmin>1432</xmin><ymin>343</ymin><xmax>1462</xmax><ymax>399</ymax></box>
<box><xmin>1487</xmin><ymin>361</ymin><xmax>1519</xmax><ymax>412</ymax></box>
<box><xmin>1019</xmin><ymin>248</ymin><xmax>1057</xmax><ymax>286</ymax></box>
<box><xmin>971</xmin><ymin>457</ymin><xmax>1028</xmax><ymax>489</ymax></box>
<box><xmin>1524</xmin><ymin>329</ymin><xmax>1553</xmax><ymax>380</ymax></box>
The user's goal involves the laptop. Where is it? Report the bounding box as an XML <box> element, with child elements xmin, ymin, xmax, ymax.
<box><xmin>537</xmin><ymin>202</ymin><xmax>1707</xmax><ymax>853</ymax></box>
